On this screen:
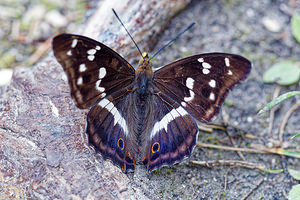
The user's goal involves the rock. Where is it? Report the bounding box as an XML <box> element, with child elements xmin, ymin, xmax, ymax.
<box><xmin>262</xmin><ymin>17</ymin><xmax>281</xmax><ymax>32</ymax></box>
<box><xmin>0</xmin><ymin>68</ymin><xmax>13</xmax><ymax>86</ymax></box>
<box><xmin>23</xmin><ymin>4</ymin><xmax>46</xmax><ymax>24</ymax></box>
<box><xmin>45</xmin><ymin>10</ymin><xmax>68</xmax><ymax>28</ymax></box>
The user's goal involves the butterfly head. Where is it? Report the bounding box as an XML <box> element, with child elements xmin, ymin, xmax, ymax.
<box><xmin>137</xmin><ymin>52</ymin><xmax>153</xmax><ymax>75</ymax></box>
<box><xmin>138</xmin><ymin>52</ymin><xmax>152</xmax><ymax>65</ymax></box>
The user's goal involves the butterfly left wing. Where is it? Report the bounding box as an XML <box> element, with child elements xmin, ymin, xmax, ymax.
<box><xmin>52</xmin><ymin>34</ymin><xmax>135</xmax><ymax>109</ymax></box>
<box><xmin>153</xmin><ymin>53</ymin><xmax>251</xmax><ymax>123</ymax></box>
<box><xmin>53</xmin><ymin>34</ymin><xmax>137</xmax><ymax>172</ymax></box>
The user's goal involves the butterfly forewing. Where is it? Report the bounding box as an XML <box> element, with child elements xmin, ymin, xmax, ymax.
<box><xmin>153</xmin><ymin>53</ymin><xmax>251</xmax><ymax>123</ymax></box>
<box><xmin>52</xmin><ymin>34</ymin><xmax>135</xmax><ymax>109</ymax></box>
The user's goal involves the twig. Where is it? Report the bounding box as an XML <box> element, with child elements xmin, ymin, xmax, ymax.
<box><xmin>226</xmin><ymin>130</ymin><xmax>245</xmax><ymax>161</ymax></box>
<box><xmin>240</xmin><ymin>177</ymin><xmax>264</xmax><ymax>200</ymax></box>
<box><xmin>224</xmin><ymin>169</ymin><xmax>230</xmax><ymax>191</ymax></box>
<box><xmin>279</xmin><ymin>101</ymin><xmax>300</xmax><ymax>143</ymax></box>
<box><xmin>204</xmin><ymin>123</ymin><xmax>227</xmax><ymax>131</ymax></box>
<box><xmin>282</xmin><ymin>188</ymin><xmax>288</xmax><ymax>199</ymax></box>
<box><xmin>191</xmin><ymin>160</ymin><xmax>266</xmax><ymax>171</ymax></box>
<box><xmin>198</xmin><ymin>123</ymin><xmax>227</xmax><ymax>132</ymax></box>
<box><xmin>26</xmin><ymin>36</ymin><xmax>52</xmax><ymax>66</ymax></box>
<box><xmin>197</xmin><ymin>142</ymin><xmax>264</xmax><ymax>154</ymax></box>
<box><xmin>198</xmin><ymin>125</ymin><xmax>213</xmax><ymax>133</ymax></box>
<box><xmin>268</xmin><ymin>86</ymin><xmax>281</xmax><ymax>135</ymax></box>
<box><xmin>250</xmin><ymin>143</ymin><xmax>300</xmax><ymax>158</ymax></box>
<box><xmin>197</xmin><ymin>142</ymin><xmax>300</xmax><ymax>158</ymax></box>
<box><xmin>244</xmin><ymin>133</ymin><xmax>258</xmax><ymax>139</ymax></box>
<box><xmin>200</xmin><ymin>123</ymin><xmax>258</xmax><ymax>140</ymax></box>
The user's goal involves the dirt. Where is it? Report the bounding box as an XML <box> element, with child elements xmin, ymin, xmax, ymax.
<box><xmin>126</xmin><ymin>0</ymin><xmax>300</xmax><ymax>199</ymax></box>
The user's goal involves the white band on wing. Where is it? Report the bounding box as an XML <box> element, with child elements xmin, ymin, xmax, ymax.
<box><xmin>98</xmin><ymin>98</ymin><xmax>129</xmax><ymax>136</ymax></box>
<box><xmin>150</xmin><ymin>106</ymin><xmax>188</xmax><ymax>139</ymax></box>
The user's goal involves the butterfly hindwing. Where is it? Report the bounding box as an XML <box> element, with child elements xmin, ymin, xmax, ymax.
<box><xmin>86</xmin><ymin>88</ymin><xmax>136</xmax><ymax>172</ymax></box>
<box><xmin>153</xmin><ymin>53</ymin><xmax>251</xmax><ymax>123</ymax></box>
<box><xmin>52</xmin><ymin>34</ymin><xmax>135</xmax><ymax>109</ymax></box>
<box><xmin>142</xmin><ymin>92</ymin><xmax>198</xmax><ymax>173</ymax></box>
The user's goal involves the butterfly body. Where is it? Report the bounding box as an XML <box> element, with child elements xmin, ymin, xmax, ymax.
<box><xmin>52</xmin><ymin>34</ymin><xmax>251</xmax><ymax>173</ymax></box>
<box><xmin>135</xmin><ymin>54</ymin><xmax>154</xmax><ymax>101</ymax></box>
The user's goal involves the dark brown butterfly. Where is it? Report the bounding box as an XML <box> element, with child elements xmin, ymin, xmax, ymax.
<box><xmin>52</xmin><ymin>24</ymin><xmax>251</xmax><ymax>174</ymax></box>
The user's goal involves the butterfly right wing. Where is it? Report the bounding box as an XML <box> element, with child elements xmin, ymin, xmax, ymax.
<box><xmin>142</xmin><ymin>53</ymin><xmax>251</xmax><ymax>173</ymax></box>
<box><xmin>142</xmin><ymin>92</ymin><xmax>198</xmax><ymax>173</ymax></box>
<box><xmin>52</xmin><ymin>34</ymin><xmax>135</xmax><ymax>109</ymax></box>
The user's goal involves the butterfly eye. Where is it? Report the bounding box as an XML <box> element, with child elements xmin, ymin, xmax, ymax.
<box><xmin>117</xmin><ymin>138</ymin><xmax>125</xmax><ymax>150</ymax></box>
<box><xmin>151</xmin><ymin>142</ymin><xmax>160</xmax><ymax>154</ymax></box>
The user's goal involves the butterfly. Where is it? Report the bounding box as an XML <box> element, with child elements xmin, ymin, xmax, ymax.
<box><xmin>52</xmin><ymin>32</ymin><xmax>251</xmax><ymax>174</ymax></box>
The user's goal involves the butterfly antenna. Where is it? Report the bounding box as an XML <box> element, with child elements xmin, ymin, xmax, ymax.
<box><xmin>112</xmin><ymin>9</ymin><xmax>144</xmax><ymax>58</ymax></box>
<box><xmin>149</xmin><ymin>22</ymin><xmax>195</xmax><ymax>61</ymax></box>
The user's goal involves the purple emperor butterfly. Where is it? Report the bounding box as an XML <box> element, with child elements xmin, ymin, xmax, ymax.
<box><xmin>53</xmin><ymin>30</ymin><xmax>251</xmax><ymax>174</ymax></box>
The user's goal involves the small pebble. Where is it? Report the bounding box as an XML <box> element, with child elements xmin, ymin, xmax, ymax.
<box><xmin>247</xmin><ymin>116</ymin><xmax>253</xmax><ymax>123</ymax></box>
<box><xmin>0</xmin><ymin>69</ymin><xmax>13</xmax><ymax>86</ymax></box>
<box><xmin>262</xmin><ymin>17</ymin><xmax>281</xmax><ymax>32</ymax></box>
<box><xmin>45</xmin><ymin>10</ymin><xmax>68</xmax><ymax>28</ymax></box>
<box><xmin>23</xmin><ymin>4</ymin><xmax>46</xmax><ymax>23</ymax></box>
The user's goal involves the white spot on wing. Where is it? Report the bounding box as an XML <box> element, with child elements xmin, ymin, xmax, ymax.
<box><xmin>181</xmin><ymin>101</ymin><xmax>187</xmax><ymax>107</ymax></box>
<box><xmin>88</xmin><ymin>55</ymin><xmax>95</xmax><ymax>61</ymax></box>
<box><xmin>67</xmin><ymin>50</ymin><xmax>72</xmax><ymax>56</ymax></box>
<box><xmin>79</xmin><ymin>64</ymin><xmax>87</xmax><ymax>72</ymax></box>
<box><xmin>98</xmin><ymin>98</ymin><xmax>128</xmax><ymax>136</ymax></box>
<box><xmin>198</xmin><ymin>58</ymin><xmax>204</xmax><ymax>62</ymax></box>
<box><xmin>96</xmin><ymin>79</ymin><xmax>101</xmax><ymax>86</ymax></box>
<box><xmin>95</xmin><ymin>45</ymin><xmax>101</xmax><ymax>50</ymax></box>
<box><xmin>186</xmin><ymin>77</ymin><xmax>195</xmax><ymax>89</ymax></box>
<box><xmin>97</xmin><ymin>86</ymin><xmax>105</xmax><ymax>92</ymax></box>
<box><xmin>203</xmin><ymin>68</ymin><xmax>210</xmax><ymax>74</ymax></box>
<box><xmin>77</xmin><ymin>77</ymin><xmax>83</xmax><ymax>85</ymax></box>
<box><xmin>99</xmin><ymin>67</ymin><xmax>106</xmax><ymax>79</ymax></box>
<box><xmin>71</xmin><ymin>39</ymin><xmax>78</xmax><ymax>48</ymax></box>
<box><xmin>208</xmin><ymin>79</ymin><xmax>216</xmax><ymax>88</ymax></box>
<box><xmin>225</xmin><ymin>57</ymin><xmax>230</xmax><ymax>67</ymax></box>
<box><xmin>87</xmin><ymin>49</ymin><xmax>97</xmax><ymax>55</ymax></box>
<box><xmin>202</xmin><ymin>62</ymin><xmax>211</xmax><ymax>69</ymax></box>
<box><xmin>150</xmin><ymin>106</ymin><xmax>188</xmax><ymax>139</ymax></box>
<box><xmin>95</xmin><ymin>80</ymin><xmax>105</xmax><ymax>92</ymax></box>
<box><xmin>101</xmin><ymin>93</ymin><xmax>106</xmax><ymax>98</ymax></box>
<box><xmin>228</xmin><ymin>70</ymin><xmax>233</xmax><ymax>75</ymax></box>
<box><xmin>209</xmin><ymin>92</ymin><xmax>215</xmax><ymax>101</ymax></box>
<box><xmin>184</xmin><ymin>90</ymin><xmax>195</xmax><ymax>102</ymax></box>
